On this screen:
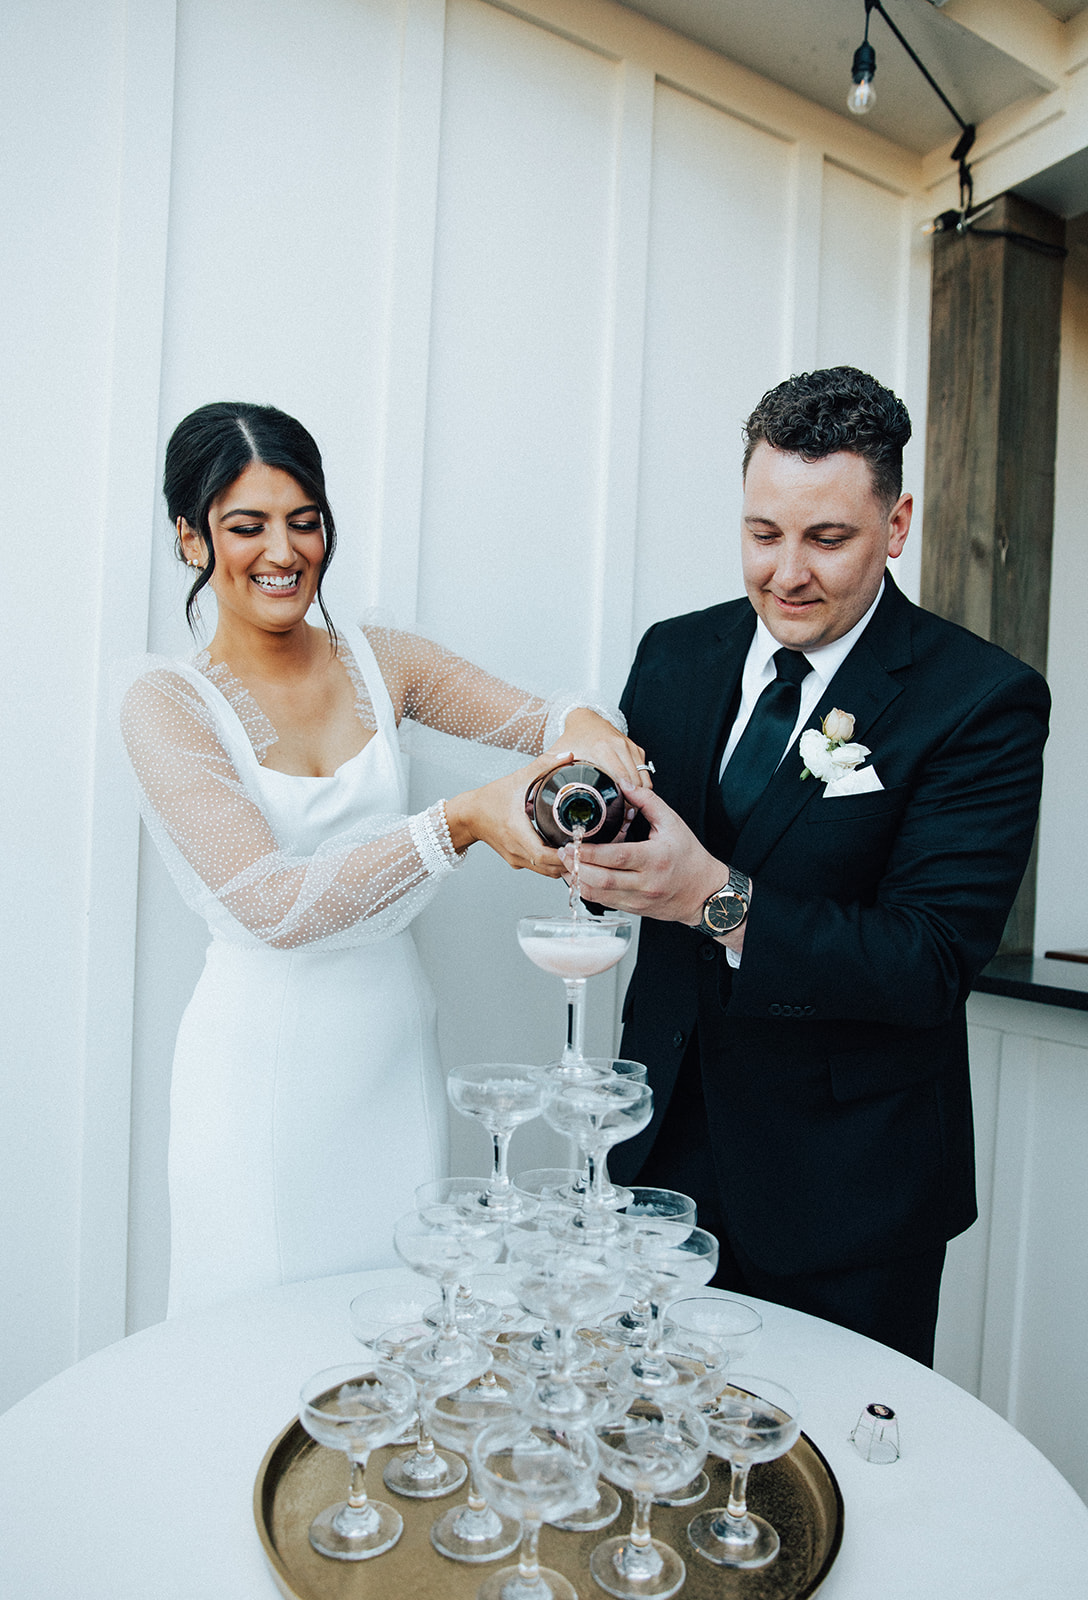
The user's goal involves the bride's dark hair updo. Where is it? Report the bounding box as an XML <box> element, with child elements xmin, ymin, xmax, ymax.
<box><xmin>164</xmin><ymin>400</ymin><xmax>338</xmax><ymax>640</ymax></box>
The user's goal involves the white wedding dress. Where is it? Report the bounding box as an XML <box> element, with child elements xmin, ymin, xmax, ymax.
<box><xmin>119</xmin><ymin>622</ymin><xmax>616</xmax><ymax>1316</ymax></box>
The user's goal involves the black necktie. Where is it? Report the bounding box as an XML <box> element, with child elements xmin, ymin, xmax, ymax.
<box><xmin>719</xmin><ymin>648</ymin><xmax>811</xmax><ymax>830</ymax></box>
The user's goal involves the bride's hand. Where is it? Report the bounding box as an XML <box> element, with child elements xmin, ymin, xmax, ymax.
<box><xmin>550</xmin><ymin>709</ymin><xmax>651</xmax><ymax>793</ymax></box>
<box><xmin>445</xmin><ymin>751</ymin><xmax>566</xmax><ymax>876</ymax></box>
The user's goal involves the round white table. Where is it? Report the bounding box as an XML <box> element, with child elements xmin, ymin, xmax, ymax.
<box><xmin>1</xmin><ymin>1268</ymin><xmax>1086</xmax><ymax>1598</ymax></box>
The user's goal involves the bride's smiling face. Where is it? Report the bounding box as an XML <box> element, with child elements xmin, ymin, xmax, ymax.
<box><xmin>181</xmin><ymin>461</ymin><xmax>326</xmax><ymax>634</ymax></box>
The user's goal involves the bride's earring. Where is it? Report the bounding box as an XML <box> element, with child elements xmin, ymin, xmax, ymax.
<box><xmin>179</xmin><ymin>517</ymin><xmax>205</xmax><ymax>570</ymax></box>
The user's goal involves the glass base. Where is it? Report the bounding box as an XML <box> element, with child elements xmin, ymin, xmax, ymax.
<box><xmin>308</xmin><ymin>1497</ymin><xmax>403</xmax><ymax>1561</ymax></box>
<box><xmin>424</xmin><ymin>1296</ymin><xmax>501</xmax><ymax>1336</ymax></box>
<box><xmin>429</xmin><ymin>1501</ymin><xmax>522</xmax><ymax>1562</ymax></box>
<box><xmin>476</xmin><ymin>1563</ymin><xmax>577</xmax><ymax>1600</ymax></box>
<box><xmin>600</xmin><ymin>1305</ymin><xmax>650</xmax><ymax>1347</ymax></box>
<box><xmin>560</xmin><ymin>1177</ymin><xmax>633</xmax><ymax>1211</ymax></box>
<box><xmin>549</xmin><ymin>1480</ymin><xmax>621</xmax><ymax>1531</ymax></box>
<box><xmin>383</xmin><ymin>1447</ymin><xmax>466</xmax><ymax>1499</ymax></box>
<box><xmin>503</xmin><ymin>1329</ymin><xmax>593</xmax><ymax>1375</ymax></box>
<box><xmin>655</xmin><ymin>1470</ymin><xmax>709</xmax><ymax>1507</ymax></box>
<box><xmin>589</xmin><ymin>1535</ymin><xmax>686</xmax><ymax>1599</ymax></box>
<box><xmin>402</xmin><ymin>1331</ymin><xmax>490</xmax><ymax>1385</ymax></box>
<box><xmin>474</xmin><ymin>1186</ymin><xmax>536</xmax><ymax>1222</ymax></box>
<box><xmin>687</xmin><ymin>1507</ymin><xmax>781</xmax><ymax>1568</ymax></box>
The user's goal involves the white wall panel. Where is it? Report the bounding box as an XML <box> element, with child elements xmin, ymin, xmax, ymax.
<box><xmin>416</xmin><ymin>0</ymin><xmax>620</xmax><ymax>683</ymax></box>
<box><xmin>633</xmin><ymin>84</ymin><xmax>792</xmax><ymax>637</ymax></box>
<box><xmin>0</xmin><ymin>0</ymin><xmax>130</xmax><ymax>1410</ymax></box>
<box><xmin>816</xmin><ymin>160</ymin><xmax>909</xmax><ymax>383</ymax></box>
<box><xmin>958</xmin><ymin>996</ymin><xmax>1088</xmax><ymax>1505</ymax></box>
<box><xmin>154</xmin><ymin>0</ymin><xmax>406</xmax><ymax>646</ymax></box>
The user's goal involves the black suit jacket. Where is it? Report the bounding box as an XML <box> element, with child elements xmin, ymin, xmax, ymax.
<box><xmin>613</xmin><ymin>573</ymin><xmax>1050</xmax><ymax>1276</ymax></box>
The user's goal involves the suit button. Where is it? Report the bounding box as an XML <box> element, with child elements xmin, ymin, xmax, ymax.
<box><xmin>699</xmin><ymin>943</ymin><xmax>716</xmax><ymax>962</ymax></box>
<box><xmin>769</xmin><ymin>1004</ymin><xmax>782</xmax><ymax>1017</ymax></box>
<box><xmin>672</xmin><ymin>1030</ymin><xmax>685</xmax><ymax>1048</ymax></box>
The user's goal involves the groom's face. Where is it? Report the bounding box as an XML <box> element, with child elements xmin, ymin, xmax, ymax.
<box><xmin>741</xmin><ymin>443</ymin><xmax>911</xmax><ymax>650</ymax></box>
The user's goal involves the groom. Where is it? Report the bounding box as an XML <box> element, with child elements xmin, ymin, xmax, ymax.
<box><xmin>568</xmin><ymin>367</ymin><xmax>1050</xmax><ymax>1364</ymax></box>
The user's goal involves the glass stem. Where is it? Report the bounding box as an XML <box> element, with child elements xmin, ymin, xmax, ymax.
<box><xmin>630</xmin><ymin>1489</ymin><xmax>654</xmax><ymax>1548</ymax></box>
<box><xmin>562</xmin><ymin>977</ymin><xmax>587</xmax><ymax>1063</ymax></box>
<box><xmin>518</xmin><ymin>1518</ymin><xmax>543</xmax><ymax>1581</ymax></box>
<box><xmin>553</xmin><ymin>1322</ymin><xmax>573</xmax><ymax>1381</ymax></box>
<box><xmin>644</xmin><ymin>1296</ymin><xmax>664</xmax><ymax>1358</ymax></box>
<box><xmin>439</xmin><ymin>1280</ymin><xmax>458</xmax><ymax>1336</ymax></box>
<box><xmin>726</xmin><ymin>1459</ymin><xmax>752</xmax><ymax>1521</ymax></box>
<box><xmin>585</xmin><ymin>1144</ymin><xmax>609</xmax><ymax>1207</ymax></box>
<box><xmin>348</xmin><ymin>1457</ymin><xmax>370</xmax><ymax>1512</ymax></box>
<box><xmin>490</xmin><ymin>1129</ymin><xmax>513</xmax><ymax>1195</ymax></box>
<box><xmin>466</xmin><ymin>1464</ymin><xmax>488</xmax><ymax>1514</ymax></box>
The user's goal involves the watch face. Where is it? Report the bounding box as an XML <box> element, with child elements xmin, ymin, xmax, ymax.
<box><xmin>703</xmin><ymin>892</ymin><xmax>744</xmax><ymax>934</ymax></box>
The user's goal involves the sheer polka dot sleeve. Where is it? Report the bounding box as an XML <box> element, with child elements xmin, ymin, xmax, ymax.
<box><xmin>118</xmin><ymin>663</ymin><xmax>460</xmax><ymax>950</ymax></box>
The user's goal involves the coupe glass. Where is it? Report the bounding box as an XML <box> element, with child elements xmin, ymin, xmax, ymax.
<box><xmin>687</xmin><ymin>1375</ymin><xmax>801</xmax><ymax>1569</ymax></box>
<box><xmin>540</xmin><ymin>1077</ymin><xmax>652</xmax><ymax>1228</ymax></box>
<box><xmin>392</xmin><ymin>1201</ymin><xmax>501</xmax><ymax>1381</ymax></box>
<box><xmin>423</xmin><ymin>1372</ymin><xmax>522</xmax><ymax>1562</ymax></box>
<box><xmin>472</xmin><ymin>1416</ymin><xmax>601</xmax><ymax>1600</ymax></box>
<box><xmin>592</xmin><ymin>1401</ymin><xmax>709</xmax><ymax>1600</ymax></box>
<box><xmin>648</xmin><ymin>1294</ymin><xmax>760</xmax><ymax>1510</ymax></box>
<box><xmin>447</xmin><ymin>1063</ymin><xmax>544</xmax><ymax>1219</ymax></box>
<box><xmin>517</xmin><ymin>914</ymin><xmax>631</xmax><ymax>1067</ymax></box>
<box><xmin>548</xmin><ymin>1059</ymin><xmax>648</xmax><ymax>1211</ymax></box>
<box><xmin>416</xmin><ymin>1177</ymin><xmax>514</xmax><ymax>1336</ymax></box>
<box><xmin>504</xmin><ymin>1225</ymin><xmax>628</xmax><ymax>1421</ymax></box>
<box><xmin>604</xmin><ymin>1189</ymin><xmax>697</xmax><ymax>1346</ymax></box>
<box><xmin>609</xmin><ymin>1225</ymin><xmax>719</xmax><ymax>1395</ymax></box>
<box><xmin>298</xmin><ymin>1361</ymin><xmax>417</xmax><ymax>1560</ymax></box>
<box><xmin>348</xmin><ymin>1283</ymin><xmax>471</xmax><ymax>1499</ymax></box>
<box><xmin>667</xmin><ymin>1296</ymin><xmax>762</xmax><ymax>1373</ymax></box>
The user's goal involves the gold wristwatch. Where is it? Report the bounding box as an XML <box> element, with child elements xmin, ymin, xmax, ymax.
<box><xmin>694</xmin><ymin>868</ymin><xmax>751</xmax><ymax>936</ymax></box>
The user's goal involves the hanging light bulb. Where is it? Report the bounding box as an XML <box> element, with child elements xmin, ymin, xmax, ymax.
<box><xmin>848</xmin><ymin>39</ymin><xmax>877</xmax><ymax>115</ymax></box>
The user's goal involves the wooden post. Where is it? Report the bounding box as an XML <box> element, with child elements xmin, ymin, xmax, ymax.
<box><xmin>921</xmin><ymin>191</ymin><xmax>1064</xmax><ymax>954</ymax></box>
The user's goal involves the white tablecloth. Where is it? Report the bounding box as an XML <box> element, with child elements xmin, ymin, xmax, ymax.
<box><xmin>1</xmin><ymin>1268</ymin><xmax>1086</xmax><ymax>1598</ymax></box>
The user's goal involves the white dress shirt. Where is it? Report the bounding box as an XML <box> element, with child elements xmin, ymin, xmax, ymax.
<box><xmin>718</xmin><ymin>579</ymin><xmax>885</xmax><ymax>781</ymax></box>
<box><xmin>717</xmin><ymin>579</ymin><xmax>884</xmax><ymax>966</ymax></box>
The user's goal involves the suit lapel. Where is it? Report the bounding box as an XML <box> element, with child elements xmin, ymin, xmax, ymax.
<box><xmin>732</xmin><ymin>575</ymin><xmax>913</xmax><ymax>874</ymax></box>
<box><xmin>680</xmin><ymin>607</ymin><xmax>755</xmax><ymax>844</ymax></box>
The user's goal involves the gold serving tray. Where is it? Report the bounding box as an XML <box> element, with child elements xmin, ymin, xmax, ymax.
<box><xmin>254</xmin><ymin>1419</ymin><xmax>843</xmax><ymax>1599</ymax></box>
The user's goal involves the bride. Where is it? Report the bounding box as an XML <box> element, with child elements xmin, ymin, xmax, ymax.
<box><xmin>119</xmin><ymin>400</ymin><xmax>645</xmax><ymax>1316</ymax></box>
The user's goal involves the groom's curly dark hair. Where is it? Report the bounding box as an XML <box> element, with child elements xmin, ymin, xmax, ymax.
<box><xmin>742</xmin><ymin>366</ymin><xmax>912</xmax><ymax>510</ymax></box>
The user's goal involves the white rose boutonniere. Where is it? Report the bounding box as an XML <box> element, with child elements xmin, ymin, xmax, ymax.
<box><xmin>800</xmin><ymin>709</ymin><xmax>871</xmax><ymax>784</ymax></box>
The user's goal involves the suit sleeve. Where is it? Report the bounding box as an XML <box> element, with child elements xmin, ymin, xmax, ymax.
<box><xmin>728</xmin><ymin>664</ymin><xmax>1050</xmax><ymax>1026</ymax></box>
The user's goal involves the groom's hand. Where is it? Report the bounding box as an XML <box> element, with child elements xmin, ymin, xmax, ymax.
<box><xmin>560</xmin><ymin>785</ymin><xmax>732</xmax><ymax>929</ymax></box>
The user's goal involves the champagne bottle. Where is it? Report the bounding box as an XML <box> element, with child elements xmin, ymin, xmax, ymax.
<box><xmin>524</xmin><ymin>761</ymin><xmax>625</xmax><ymax>846</ymax></box>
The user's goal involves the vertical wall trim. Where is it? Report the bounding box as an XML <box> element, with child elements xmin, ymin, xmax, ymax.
<box><xmin>597</xmin><ymin>58</ymin><xmax>655</xmax><ymax>681</ymax></box>
<box><xmin>371</xmin><ymin>0</ymin><xmax>449</xmax><ymax>624</ymax></box>
<box><xmin>979</xmin><ymin>1031</ymin><xmax>1039</xmax><ymax>1422</ymax></box>
<box><xmin>78</xmin><ymin>0</ymin><xmax>178</xmax><ymax>1355</ymax></box>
